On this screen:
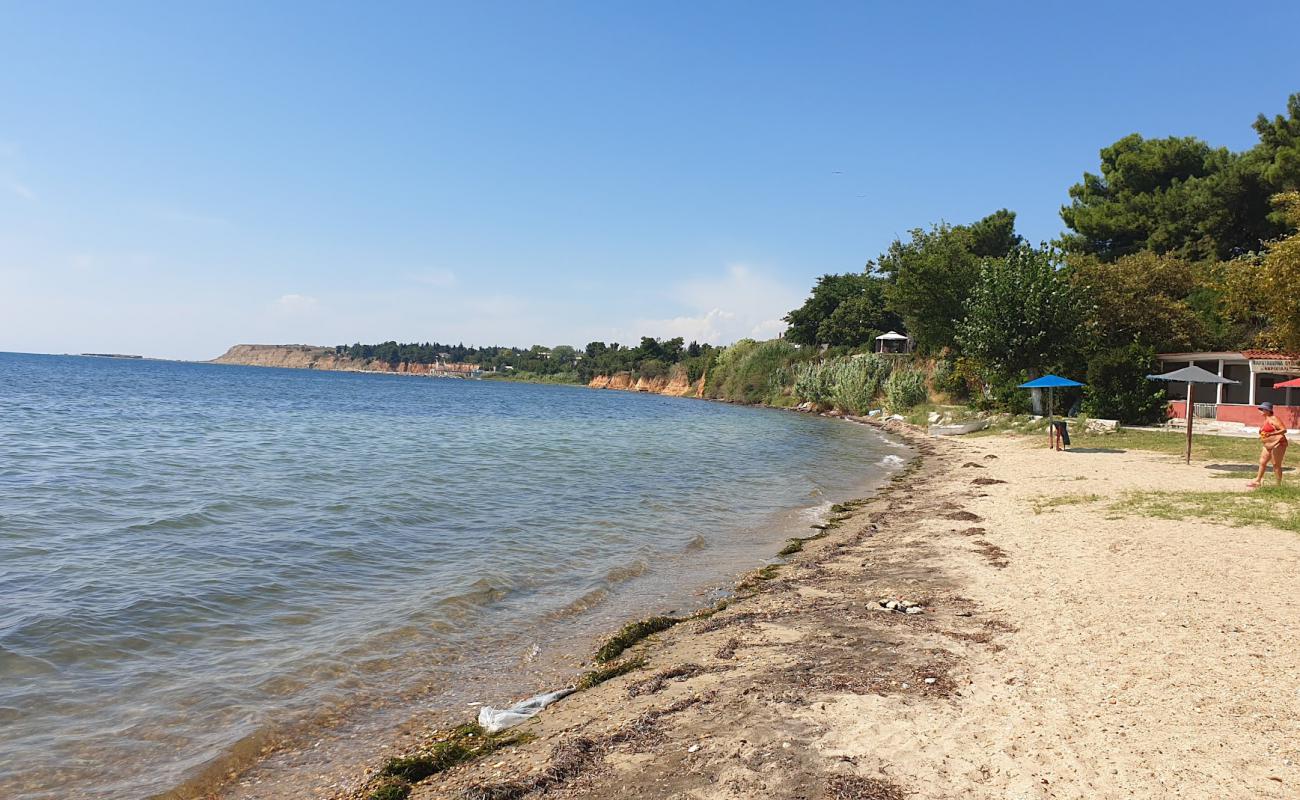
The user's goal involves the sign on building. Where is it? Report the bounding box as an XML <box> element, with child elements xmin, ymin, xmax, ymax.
<box><xmin>1250</xmin><ymin>358</ymin><xmax>1300</xmax><ymax>375</ymax></box>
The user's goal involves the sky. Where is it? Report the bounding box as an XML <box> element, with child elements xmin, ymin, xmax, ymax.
<box><xmin>1</xmin><ymin>1</ymin><xmax>1298</xmax><ymax>360</ymax></box>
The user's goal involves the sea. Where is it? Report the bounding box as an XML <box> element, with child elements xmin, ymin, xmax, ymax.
<box><xmin>0</xmin><ymin>352</ymin><xmax>907</xmax><ymax>799</ymax></box>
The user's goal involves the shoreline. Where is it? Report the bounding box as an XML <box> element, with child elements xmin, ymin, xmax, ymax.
<box><xmin>180</xmin><ymin>412</ymin><xmax>913</xmax><ymax>800</ymax></box>
<box><xmin>311</xmin><ymin>425</ymin><xmax>1300</xmax><ymax>800</ymax></box>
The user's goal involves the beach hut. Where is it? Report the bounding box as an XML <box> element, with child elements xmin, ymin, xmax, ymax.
<box><xmin>1146</xmin><ymin>365</ymin><xmax>1238</xmax><ymax>464</ymax></box>
<box><xmin>1018</xmin><ymin>375</ymin><xmax>1085</xmax><ymax>448</ymax></box>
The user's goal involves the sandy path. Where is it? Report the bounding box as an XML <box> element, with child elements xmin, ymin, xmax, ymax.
<box><xmin>351</xmin><ymin>428</ymin><xmax>1299</xmax><ymax>800</ymax></box>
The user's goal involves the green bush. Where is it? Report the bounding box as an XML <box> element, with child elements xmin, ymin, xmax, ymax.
<box><xmin>793</xmin><ymin>361</ymin><xmax>835</xmax><ymax>406</ymax></box>
<box><xmin>707</xmin><ymin>339</ymin><xmax>800</xmax><ymax>404</ymax></box>
<box><xmin>831</xmin><ymin>356</ymin><xmax>891</xmax><ymax>414</ymax></box>
<box><xmin>930</xmin><ymin>357</ymin><xmax>971</xmax><ymax>399</ymax></box>
<box><xmin>884</xmin><ymin>368</ymin><xmax>928</xmax><ymax>411</ymax></box>
<box><xmin>1083</xmin><ymin>344</ymin><xmax>1167</xmax><ymax>423</ymax></box>
<box><xmin>792</xmin><ymin>354</ymin><xmax>894</xmax><ymax>414</ymax></box>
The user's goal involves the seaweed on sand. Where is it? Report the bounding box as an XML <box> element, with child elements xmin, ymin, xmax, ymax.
<box><xmin>366</xmin><ymin>724</ymin><xmax>531</xmax><ymax>800</ymax></box>
<box><xmin>594</xmin><ymin>615</ymin><xmax>683</xmax><ymax>663</ymax></box>
<box><xmin>575</xmin><ymin>656</ymin><xmax>647</xmax><ymax>690</ymax></box>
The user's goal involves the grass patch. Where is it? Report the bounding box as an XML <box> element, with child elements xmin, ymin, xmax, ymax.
<box><xmin>593</xmin><ymin>616</ymin><xmax>682</xmax><ymax>663</ymax></box>
<box><xmin>1072</xmin><ymin>428</ymin><xmax>1263</xmax><ymax>462</ymax></box>
<box><xmin>368</xmin><ymin>724</ymin><xmax>532</xmax><ymax>799</ymax></box>
<box><xmin>575</xmin><ymin>656</ymin><xmax>647</xmax><ymax>690</ymax></box>
<box><xmin>1032</xmin><ymin>493</ymin><xmax>1104</xmax><ymax>514</ymax></box>
<box><xmin>1113</xmin><ymin>484</ymin><xmax>1300</xmax><ymax>532</ymax></box>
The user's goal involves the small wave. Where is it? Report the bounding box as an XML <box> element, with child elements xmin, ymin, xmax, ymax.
<box><xmin>877</xmin><ymin>454</ymin><xmax>906</xmax><ymax>469</ymax></box>
<box><xmin>602</xmin><ymin>561</ymin><xmax>648</xmax><ymax>583</ymax></box>
<box><xmin>682</xmin><ymin>535</ymin><xmax>708</xmax><ymax>553</ymax></box>
<box><xmin>435</xmin><ymin>578</ymin><xmax>511</xmax><ymax>615</ymax></box>
<box><xmin>545</xmin><ymin>587</ymin><xmax>611</xmax><ymax>620</ymax></box>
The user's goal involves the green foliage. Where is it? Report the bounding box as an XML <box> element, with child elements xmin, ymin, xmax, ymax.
<box><xmin>1226</xmin><ymin>192</ymin><xmax>1300</xmax><ymax>350</ymax></box>
<box><xmin>704</xmin><ymin>339</ymin><xmax>801</xmax><ymax>404</ymax></box>
<box><xmin>783</xmin><ymin>273</ymin><xmax>901</xmax><ymax>347</ymax></box>
<box><xmin>792</xmin><ymin>355</ymin><xmax>896</xmax><ymax>414</ymax></box>
<box><xmin>928</xmin><ymin>357</ymin><xmax>972</xmax><ymax>399</ymax></box>
<box><xmin>875</xmin><ymin>210</ymin><xmax>1020</xmax><ymax>353</ymax></box>
<box><xmin>883</xmin><ymin>368</ymin><xmax>928</xmax><ymax>412</ymax></box>
<box><xmin>957</xmin><ymin>245</ymin><xmax>1083</xmax><ymax>378</ymax></box>
<box><xmin>828</xmin><ymin>355</ymin><xmax>893</xmax><ymax>414</ymax></box>
<box><xmin>1061</xmin><ymin>94</ymin><xmax>1300</xmax><ymax>261</ymax></box>
<box><xmin>1082</xmin><ymin>344</ymin><xmax>1167</xmax><ymax>424</ymax></box>
<box><xmin>1067</xmin><ymin>251</ymin><xmax>1205</xmax><ymax>352</ymax></box>
<box><xmin>793</xmin><ymin>360</ymin><xmax>836</xmax><ymax>406</ymax></box>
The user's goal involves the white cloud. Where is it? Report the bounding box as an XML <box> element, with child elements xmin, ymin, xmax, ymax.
<box><xmin>626</xmin><ymin>264</ymin><xmax>804</xmax><ymax>345</ymax></box>
<box><xmin>273</xmin><ymin>293</ymin><xmax>320</xmax><ymax>314</ymax></box>
<box><xmin>9</xmin><ymin>180</ymin><xmax>34</xmax><ymax>199</ymax></box>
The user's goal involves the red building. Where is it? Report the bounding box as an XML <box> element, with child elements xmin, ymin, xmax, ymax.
<box><xmin>1157</xmin><ymin>350</ymin><xmax>1300</xmax><ymax>429</ymax></box>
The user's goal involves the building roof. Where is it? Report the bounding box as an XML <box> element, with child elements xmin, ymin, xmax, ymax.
<box><xmin>1157</xmin><ymin>350</ymin><xmax>1300</xmax><ymax>361</ymax></box>
<box><xmin>875</xmin><ymin>331</ymin><xmax>908</xmax><ymax>340</ymax></box>
<box><xmin>1241</xmin><ymin>349</ymin><xmax>1300</xmax><ymax>360</ymax></box>
<box><xmin>1156</xmin><ymin>351</ymin><xmax>1247</xmax><ymax>360</ymax></box>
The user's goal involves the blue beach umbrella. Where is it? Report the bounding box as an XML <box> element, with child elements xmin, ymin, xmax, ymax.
<box><xmin>1018</xmin><ymin>375</ymin><xmax>1085</xmax><ymax>447</ymax></box>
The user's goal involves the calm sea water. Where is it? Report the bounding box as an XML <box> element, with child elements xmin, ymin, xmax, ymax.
<box><xmin>0</xmin><ymin>353</ymin><xmax>905</xmax><ymax>799</ymax></box>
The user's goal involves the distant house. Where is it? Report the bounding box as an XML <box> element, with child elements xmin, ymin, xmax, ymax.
<box><xmin>1156</xmin><ymin>350</ymin><xmax>1300</xmax><ymax>427</ymax></box>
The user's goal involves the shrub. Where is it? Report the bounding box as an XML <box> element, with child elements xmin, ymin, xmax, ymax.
<box><xmin>793</xmin><ymin>361</ymin><xmax>834</xmax><ymax>406</ymax></box>
<box><xmin>1083</xmin><ymin>344</ymin><xmax>1167</xmax><ymax>423</ymax></box>
<box><xmin>708</xmin><ymin>339</ymin><xmax>799</xmax><ymax>404</ymax></box>
<box><xmin>930</xmin><ymin>357</ymin><xmax>970</xmax><ymax>399</ymax></box>
<box><xmin>884</xmin><ymin>368</ymin><xmax>928</xmax><ymax>411</ymax></box>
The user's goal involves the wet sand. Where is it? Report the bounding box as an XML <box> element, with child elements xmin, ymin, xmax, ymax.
<box><xmin>319</xmin><ymin>421</ymin><xmax>1300</xmax><ymax>800</ymax></box>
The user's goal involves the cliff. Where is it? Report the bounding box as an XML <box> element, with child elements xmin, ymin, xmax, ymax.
<box><xmin>588</xmin><ymin>368</ymin><xmax>702</xmax><ymax>398</ymax></box>
<box><xmin>211</xmin><ymin>344</ymin><xmax>351</xmax><ymax>370</ymax></box>
<box><xmin>209</xmin><ymin>345</ymin><xmax>475</xmax><ymax>375</ymax></box>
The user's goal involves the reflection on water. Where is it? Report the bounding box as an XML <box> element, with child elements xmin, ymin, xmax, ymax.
<box><xmin>0</xmin><ymin>352</ymin><xmax>904</xmax><ymax>800</ymax></box>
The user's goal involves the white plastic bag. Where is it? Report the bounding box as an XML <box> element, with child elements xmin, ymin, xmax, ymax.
<box><xmin>477</xmin><ymin>688</ymin><xmax>575</xmax><ymax>733</ymax></box>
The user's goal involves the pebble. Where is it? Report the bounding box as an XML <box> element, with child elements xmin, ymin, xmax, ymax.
<box><xmin>688</xmin><ymin>744</ymin><xmax>700</xmax><ymax>753</ymax></box>
<box><xmin>925</xmin><ymin>677</ymin><xmax>937</xmax><ymax>684</ymax></box>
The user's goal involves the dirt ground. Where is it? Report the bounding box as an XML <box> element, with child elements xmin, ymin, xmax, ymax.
<box><xmin>349</xmin><ymin>426</ymin><xmax>1300</xmax><ymax>800</ymax></box>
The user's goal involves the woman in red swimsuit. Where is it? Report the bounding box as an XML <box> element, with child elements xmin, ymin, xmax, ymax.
<box><xmin>1248</xmin><ymin>401</ymin><xmax>1288</xmax><ymax>489</ymax></box>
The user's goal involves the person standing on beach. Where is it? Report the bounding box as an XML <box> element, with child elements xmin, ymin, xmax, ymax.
<box><xmin>1248</xmin><ymin>401</ymin><xmax>1288</xmax><ymax>489</ymax></box>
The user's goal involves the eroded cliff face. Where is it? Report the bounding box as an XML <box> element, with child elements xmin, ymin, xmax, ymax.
<box><xmin>588</xmin><ymin>369</ymin><xmax>702</xmax><ymax>398</ymax></box>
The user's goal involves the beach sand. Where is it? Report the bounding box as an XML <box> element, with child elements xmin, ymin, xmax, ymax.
<box><xmin>338</xmin><ymin>424</ymin><xmax>1300</xmax><ymax>800</ymax></box>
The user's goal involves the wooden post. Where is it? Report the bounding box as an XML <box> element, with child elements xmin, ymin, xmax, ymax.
<box><xmin>1185</xmin><ymin>382</ymin><xmax>1194</xmax><ymax>464</ymax></box>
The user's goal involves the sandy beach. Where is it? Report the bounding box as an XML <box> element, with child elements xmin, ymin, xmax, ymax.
<box><xmin>331</xmin><ymin>422</ymin><xmax>1300</xmax><ymax>800</ymax></box>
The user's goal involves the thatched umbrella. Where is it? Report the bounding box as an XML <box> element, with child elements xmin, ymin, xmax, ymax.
<box><xmin>1146</xmin><ymin>365</ymin><xmax>1238</xmax><ymax>464</ymax></box>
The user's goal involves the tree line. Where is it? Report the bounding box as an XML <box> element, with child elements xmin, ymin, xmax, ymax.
<box><xmin>779</xmin><ymin>93</ymin><xmax>1300</xmax><ymax>420</ymax></box>
<box><xmin>339</xmin><ymin>93</ymin><xmax>1300</xmax><ymax>420</ymax></box>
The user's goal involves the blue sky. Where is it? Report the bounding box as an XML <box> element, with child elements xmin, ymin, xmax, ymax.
<box><xmin>1</xmin><ymin>1</ymin><xmax>1297</xmax><ymax>359</ymax></box>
